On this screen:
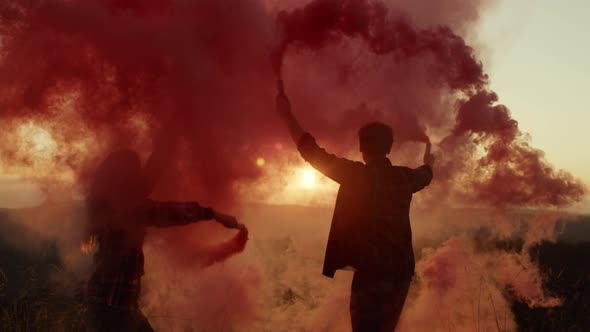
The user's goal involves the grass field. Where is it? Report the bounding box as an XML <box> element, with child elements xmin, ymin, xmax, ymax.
<box><xmin>0</xmin><ymin>206</ymin><xmax>588</xmax><ymax>331</ymax></box>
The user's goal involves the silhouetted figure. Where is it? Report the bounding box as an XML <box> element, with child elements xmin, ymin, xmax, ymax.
<box><xmin>84</xmin><ymin>149</ymin><xmax>245</xmax><ymax>332</ymax></box>
<box><xmin>276</xmin><ymin>81</ymin><xmax>434</xmax><ymax>331</ymax></box>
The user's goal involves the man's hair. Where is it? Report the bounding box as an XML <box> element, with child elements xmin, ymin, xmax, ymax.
<box><xmin>358</xmin><ymin>122</ymin><xmax>394</xmax><ymax>155</ymax></box>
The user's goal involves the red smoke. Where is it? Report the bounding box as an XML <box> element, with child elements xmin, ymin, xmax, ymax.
<box><xmin>271</xmin><ymin>0</ymin><xmax>585</xmax><ymax>205</ymax></box>
<box><xmin>0</xmin><ymin>0</ymin><xmax>279</xmax><ymax>206</ymax></box>
<box><xmin>0</xmin><ymin>0</ymin><xmax>584</xmax><ymax>208</ymax></box>
<box><xmin>272</xmin><ymin>0</ymin><xmax>486</xmax><ymax>90</ymax></box>
<box><xmin>163</xmin><ymin>227</ymin><xmax>250</xmax><ymax>268</ymax></box>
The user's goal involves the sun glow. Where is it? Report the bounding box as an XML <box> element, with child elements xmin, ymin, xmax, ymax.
<box><xmin>7</xmin><ymin>121</ymin><xmax>77</xmax><ymax>185</ymax></box>
<box><xmin>300</xmin><ymin>167</ymin><xmax>317</xmax><ymax>188</ymax></box>
<box><xmin>256</xmin><ymin>157</ymin><xmax>266</xmax><ymax>167</ymax></box>
<box><xmin>17</xmin><ymin>122</ymin><xmax>57</xmax><ymax>158</ymax></box>
<box><xmin>238</xmin><ymin>156</ymin><xmax>340</xmax><ymax>207</ymax></box>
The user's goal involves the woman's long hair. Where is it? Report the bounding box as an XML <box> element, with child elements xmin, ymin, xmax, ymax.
<box><xmin>82</xmin><ymin>149</ymin><xmax>147</xmax><ymax>253</ymax></box>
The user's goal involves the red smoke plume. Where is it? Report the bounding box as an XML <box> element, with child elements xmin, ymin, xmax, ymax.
<box><xmin>0</xmin><ymin>0</ymin><xmax>279</xmax><ymax>205</ymax></box>
<box><xmin>271</xmin><ymin>0</ymin><xmax>585</xmax><ymax>205</ymax></box>
<box><xmin>272</xmin><ymin>0</ymin><xmax>486</xmax><ymax>90</ymax></box>
<box><xmin>0</xmin><ymin>0</ymin><xmax>584</xmax><ymax>208</ymax></box>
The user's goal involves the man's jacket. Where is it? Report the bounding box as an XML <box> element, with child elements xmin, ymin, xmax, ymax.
<box><xmin>298</xmin><ymin>133</ymin><xmax>432</xmax><ymax>279</ymax></box>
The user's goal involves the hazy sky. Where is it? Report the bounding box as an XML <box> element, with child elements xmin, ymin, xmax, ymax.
<box><xmin>1</xmin><ymin>0</ymin><xmax>589</xmax><ymax>211</ymax></box>
<box><xmin>476</xmin><ymin>0</ymin><xmax>590</xmax><ymax>211</ymax></box>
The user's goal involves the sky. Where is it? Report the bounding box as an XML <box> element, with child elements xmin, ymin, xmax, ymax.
<box><xmin>1</xmin><ymin>0</ymin><xmax>589</xmax><ymax>211</ymax></box>
<box><xmin>475</xmin><ymin>0</ymin><xmax>590</xmax><ymax>211</ymax></box>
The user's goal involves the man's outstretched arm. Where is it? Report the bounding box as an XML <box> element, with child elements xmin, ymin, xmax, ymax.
<box><xmin>275</xmin><ymin>81</ymin><xmax>361</xmax><ymax>184</ymax></box>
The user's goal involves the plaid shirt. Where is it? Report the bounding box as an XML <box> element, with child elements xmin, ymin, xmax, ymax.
<box><xmin>86</xmin><ymin>200</ymin><xmax>214</xmax><ymax>309</ymax></box>
<box><xmin>297</xmin><ymin>133</ymin><xmax>432</xmax><ymax>278</ymax></box>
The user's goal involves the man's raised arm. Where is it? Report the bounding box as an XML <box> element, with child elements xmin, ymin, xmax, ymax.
<box><xmin>276</xmin><ymin>80</ymin><xmax>305</xmax><ymax>143</ymax></box>
<box><xmin>275</xmin><ymin>81</ymin><xmax>361</xmax><ymax>184</ymax></box>
<box><xmin>424</xmin><ymin>142</ymin><xmax>435</xmax><ymax>168</ymax></box>
<box><xmin>410</xmin><ymin>142</ymin><xmax>435</xmax><ymax>193</ymax></box>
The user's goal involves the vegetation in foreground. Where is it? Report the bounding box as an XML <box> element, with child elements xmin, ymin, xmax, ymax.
<box><xmin>1</xmin><ymin>209</ymin><xmax>589</xmax><ymax>331</ymax></box>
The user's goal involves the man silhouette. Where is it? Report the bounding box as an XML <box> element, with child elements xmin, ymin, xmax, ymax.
<box><xmin>276</xmin><ymin>81</ymin><xmax>434</xmax><ymax>331</ymax></box>
<box><xmin>84</xmin><ymin>148</ymin><xmax>245</xmax><ymax>332</ymax></box>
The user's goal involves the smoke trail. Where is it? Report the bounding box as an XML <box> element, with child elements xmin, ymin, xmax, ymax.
<box><xmin>0</xmin><ymin>0</ymin><xmax>279</xmax><ymax>205</ymax></box>
<box><xmin>271</xmin><ymin>0</ymin><xmax>585</xmax><ymax>205</ymax></box>
<box><xmin>0</xmin><ymin>0</ymin><xmax>584</xmax><ymax>207</ymax></box>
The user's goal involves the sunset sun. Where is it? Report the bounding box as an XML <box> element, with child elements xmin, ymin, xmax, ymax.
<box><xmin>300</xmin><ymin>167</ymin><xmax>317</xmax><ymax>188</ymax></box>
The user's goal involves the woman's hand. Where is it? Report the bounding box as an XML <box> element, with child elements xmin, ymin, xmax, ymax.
<box><xmin>213</xmin><ymin>210</ymin><xmax>246</xmax><ymax>230</ymax></box>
